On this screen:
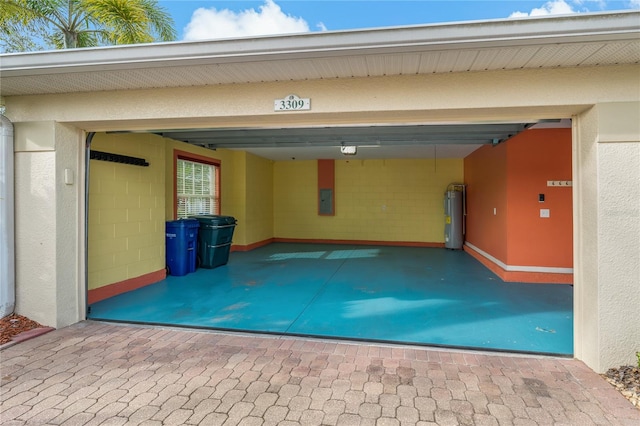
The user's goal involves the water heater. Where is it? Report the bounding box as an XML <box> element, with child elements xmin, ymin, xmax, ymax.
<box><xmin>444</xmin><ymin>183</ymin><xmax>466</xmax><ymax>250</ymax></box>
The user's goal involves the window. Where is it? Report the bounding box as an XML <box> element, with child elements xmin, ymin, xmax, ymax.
<box><xmin>175</xmin><ymin>152</ymin><xmax>220</xmax><ymax>219</ymax></box>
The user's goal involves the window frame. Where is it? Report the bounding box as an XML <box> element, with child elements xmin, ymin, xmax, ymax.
<box><xmin>173</xmin><ymin>149</ymin><xmax>221</xmax><ymax>219</ymax></box>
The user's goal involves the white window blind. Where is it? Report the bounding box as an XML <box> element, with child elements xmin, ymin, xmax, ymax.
<box><xmin>176</xmin><ymin>159</ymin><xmax>218</xmax><ymax>218</ymax></box>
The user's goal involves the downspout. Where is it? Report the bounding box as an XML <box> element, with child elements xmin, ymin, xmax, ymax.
<box><xmin>1</xmin><ymin>112</ymin><xmax>15</xmax><ymax>317</ymax></box>
<box><xmin>84</xmin><ymin>132</ymin><xmax>95</xmax><ymax>316</ymax></box>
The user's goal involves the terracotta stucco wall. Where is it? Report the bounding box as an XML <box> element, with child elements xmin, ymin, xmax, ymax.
<box><xmin>464</xmin><ymin>143</ymin><xmax>508</xmax><ymax>263</ymax></box>
<box><xmin>506</xmin><ymin>128</ymin><xmax>573</xmax><ymax>268</ymax></box>
<box><xmin>464</xmin><ymin>128</ymin><xmax>573</xmax><ymax>272</ymax></box>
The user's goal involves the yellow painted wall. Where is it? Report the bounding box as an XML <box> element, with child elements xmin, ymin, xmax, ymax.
<box><xmin>274</xmin><ymin>158</ymin><xmax>463</xmax><ymax>243</ymax></box>
<box><xmin>273</xmin><ymin>161</ymin><xmax>316</xmax><ymax>238</ymax></box>
<box><xmin>88</xmin><ymin>133</ymin><xmax>166</xmax><ymax>290</ymax></box>
<box><xmin>162</xmin><ymin>140</ymin><xmax>274</xmax><ymax>248</ymax></box>
<box><xmin>90</xmin><ymin>134</ymin><xmax>461</xmax><ymax>290</ymax></box>
<box><xmin>228</xmin><ymin>151</ymin><xmax>247</xmax><ymax>246</ymax></box>
<box><xmin>89</xmin><ymin>135</ymin><xmax>272</xmax><ymax>291</ymax></box>
<box><xmin>164</xmin><ymin>140</ymin><xmax>246</xmax><ymax>245</ymax></box>
<box><xmin>245</xmin><ymin>152</ymin><xmax>274</xmax><ymax>245</ymax></box>
<box><xmin>163</xmin><ymin>139</ymin><xmax>239</xmax><ymax>220</ymax></box>
<box><xmin>214</xmin><ymin>150</ymin><xmax>274</xmax><ymax>247</ymax></box>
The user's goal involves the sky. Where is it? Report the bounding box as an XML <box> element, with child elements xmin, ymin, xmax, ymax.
<box><xmin>158</xmin><ymin>0</ymin><xmax>640</xmax><ymax>41</ymax></box>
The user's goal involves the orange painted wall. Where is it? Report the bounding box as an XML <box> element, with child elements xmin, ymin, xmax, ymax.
<box><xmin>506</xmin><ymin>128</ymin><xmax>573</xmax><ymax>267</ymax></box>
<box><xmin>464</xmin><ymin>128</ymin><xmax>572</xmax><ymax>269</ymax></box>
<box><xmin>464</xmin><ymin>142</ymin><xmax>508</xmax><ymax>263</ymax></box>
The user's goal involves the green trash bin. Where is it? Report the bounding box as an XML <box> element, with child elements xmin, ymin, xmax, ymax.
<box><xmin>190</xmin><ymin>215</ymin><xmax>237</xmax><ymax>268</ymax></box>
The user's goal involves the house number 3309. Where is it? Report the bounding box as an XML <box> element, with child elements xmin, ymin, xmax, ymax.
<box><xmin>274</xmin><ymin>95</ymin><xmax>310</xmax><ymax>111</ymax></box>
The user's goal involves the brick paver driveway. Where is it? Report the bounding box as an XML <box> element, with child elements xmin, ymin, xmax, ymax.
<box><xmin>1</xmin><ymin>321</ymin><xmax>638</xmax><ymax>425</ymax></box>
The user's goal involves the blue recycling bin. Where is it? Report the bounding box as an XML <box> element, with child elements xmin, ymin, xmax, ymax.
<box><xmin>165</xmin><ymin>219</ymin><xmax>199</xmax><ymax>276</ymax></box>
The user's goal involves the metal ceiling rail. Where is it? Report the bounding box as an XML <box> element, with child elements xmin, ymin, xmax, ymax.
<box><xmin>156</xmin><ymin>123</ymin><xmax>535</xmax><ymax>148</ymax></box>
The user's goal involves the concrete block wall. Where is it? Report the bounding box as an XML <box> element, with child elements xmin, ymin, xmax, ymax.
<box><xmin>88</xmin><ymin>133</ymin><xmax>166</xmax><ymax>291</ymax></box>
<box><xmin>274</xmin><ymin>158</ymin><xmax>463</xmax><ymax>243</ymax></box>
<box><xmin>244</xmin><ymin>152</ymin><xmax>274</xmax><ymax>245</ymax></box>
<box><xmin>273</xmin><ymin>161</ymin><xmax>317</xmax><ymax>239</ymax></box>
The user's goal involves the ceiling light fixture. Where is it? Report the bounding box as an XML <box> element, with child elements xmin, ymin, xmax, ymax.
<box><xmin>340</xmin><ymin>145</ymin><xmax>357</xmax><ymax>155</ymax></box>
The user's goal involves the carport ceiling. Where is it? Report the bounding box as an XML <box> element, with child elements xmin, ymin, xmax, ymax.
<box><xmin>155</xmin><ymin>122</ymin><xmax>537</xmax><ymax>160</ymax></box>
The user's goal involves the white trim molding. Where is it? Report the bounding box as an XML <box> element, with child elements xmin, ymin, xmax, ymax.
<box><xmin>465</xmin><ymin>242</ymin><xmax>574</xmax><ymax>274</ymax></box>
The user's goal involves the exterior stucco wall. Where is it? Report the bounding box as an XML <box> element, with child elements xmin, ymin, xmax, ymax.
<box><xmin>54</xmin><ymin>123</ymin><xmax>83</xmax><ymax>327</ymax></box>
<box><xmin>5</xmin><ymin>66</ymin><xmax>639</xmax><ymax>129</ymax></box>
<box><xmin>14</xmin><ymin>149</ymin><xmax>57</xmax><ymax>326</ymax></box>
<box><xmin>597</xmin><ymin>140</ymin><xmax>640</xmax><ymax>369</ymax></box>
<box><xmin>574</xmin><ymin>102</ymin><xmax>640</xmax><ymax>372</ymax></box>
<box><xmin>573</xmin><ymin>106</ymin><xmax>600</xmax><ymax>369</ymax></box>
<box><xmin>14</xmin><ymin>121</ymin><xmax>83</xmax><ymax>328</ymax></box>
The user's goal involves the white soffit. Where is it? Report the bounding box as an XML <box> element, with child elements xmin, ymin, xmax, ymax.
<box><xmin>0</xmin><ymin>11</ymin><xmax>639</xmax><ymax>96</ymax></box>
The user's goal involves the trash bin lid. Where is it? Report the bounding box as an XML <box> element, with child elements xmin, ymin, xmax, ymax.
<box><xmin>166</xmin><ymin>218</ymin><xmax>200</xmax><ymax>229</ymax></box>
<box><xmin>190</xmin><ymin>215</ymin><xmax>237</xmax><ymax>226</ymax></box>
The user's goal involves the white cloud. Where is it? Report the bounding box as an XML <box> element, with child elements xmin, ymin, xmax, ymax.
<box><xmin>572</xmin><ymin>0</ymin><xmax>606</xmax><ymax>9</ymax></box>
<box><xmin>183</xmin><ymin>0</ymin><xmax>310</xmax><ymax>41</ymax></box>
<box><xmin>509</xmin><ymin>0</ymin><xmax>579</xmax><ymax>18</ymax></box>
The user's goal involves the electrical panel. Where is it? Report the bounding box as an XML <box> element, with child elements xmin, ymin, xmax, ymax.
<box><xmin>319</xmin><ymin>189</ymin><xmax>333</xmax><ymax>215</ymax></box>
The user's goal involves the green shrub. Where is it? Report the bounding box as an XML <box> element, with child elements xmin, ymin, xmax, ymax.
<box><xmin>636</xmin><ymin>351</ymin><xmax>640</xmax><ymax>368</ymax></box>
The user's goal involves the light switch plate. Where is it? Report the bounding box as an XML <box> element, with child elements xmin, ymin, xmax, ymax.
<box><xmin>64</xmin><ymin>168</ymin><xmax>74</xmax><ymax>185</ymax></box>
<box><xmin>540</xmin><ymin>209</ymin><xmax>550</xmax><ymax>218</ymax></box>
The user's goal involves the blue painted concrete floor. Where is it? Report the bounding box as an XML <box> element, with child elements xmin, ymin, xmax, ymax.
<box><xmin>88</xmin><ymin>243</ymin><xmax>573</xmax><ymax>355</ymax></box>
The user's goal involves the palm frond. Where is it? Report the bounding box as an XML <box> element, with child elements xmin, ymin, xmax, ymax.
<box><xmin>82</xmin><ymin>0</ymin><xmax>175</xmax><ymax>44</ymax></box>
<box><xmin>1</xmin><ymin>0</ymin><xmax>176</xmax><ymax>51</ymax></box>
<box><xmin>137</xmin><ymin>0</ymin><xmax>177</xmax><ymax>42</ymax></box>
<box><xmin>0</xmin><ymin>18</ymin><xmax>42</xmax><ymax>52</ymax></box>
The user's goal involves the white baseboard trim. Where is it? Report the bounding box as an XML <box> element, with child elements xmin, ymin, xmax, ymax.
<box><xmin>465</xmin><ymin>242</ymin><xmax>573</xmax><ymax>274</ymax></box>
